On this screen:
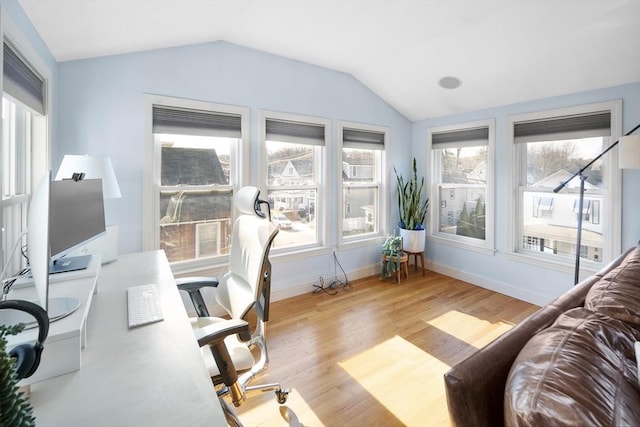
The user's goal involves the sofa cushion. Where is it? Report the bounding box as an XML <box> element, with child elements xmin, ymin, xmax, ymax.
<box><xmin>586</xmin><ymin>246</ymin><xmax>640</xmax><ymax>326</ymax></box>
<box><xmin>504</xmin><ymin>307</ymin><xmax>640</xmax><ymax>427</ymax></box>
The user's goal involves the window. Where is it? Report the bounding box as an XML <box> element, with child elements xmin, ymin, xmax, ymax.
<box><xmin>339</xmin><ymin>122</ymin><xmax>386</xmax><ymax>241</ymax></box>
<box><xmin>428</xmin><ymin>120</ymin><xmax>494</xmax><ymax>252</ymax></box>
<box><xmin>263</xmin><ymin>113</ymin><xmax>327</xmax><ymax>250</ymax></box>
<box><xmin>1</xmin><ymin>39</ymin><xmax>48</xmax><ymax>275</ymax></box>
<box><xmin>510</xmin><ymin>102</ymin><xmax>621</xmax><ymax>268</ymax></box>
<box><xmin>144</xmin><ymin>97</ymin><xmax>248</xmax><ymax>270</ymax></box>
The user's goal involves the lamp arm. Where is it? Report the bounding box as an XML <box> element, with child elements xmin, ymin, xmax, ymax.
<box><xmin>553</xmin><ymin>122</ymin><xmax>640</xmax><ymax>193</ymax></box>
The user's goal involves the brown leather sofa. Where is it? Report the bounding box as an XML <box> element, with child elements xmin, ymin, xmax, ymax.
<box><xmin>444</xmin><ymin>245</ymin><xmax>640</xmax><ymax>427</ymax></box>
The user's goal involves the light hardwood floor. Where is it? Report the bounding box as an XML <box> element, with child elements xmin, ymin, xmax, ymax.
<box><xmin>231</xmin><ymin>267</ymin><xmax>538</xmax><ymax>427</ymax></box>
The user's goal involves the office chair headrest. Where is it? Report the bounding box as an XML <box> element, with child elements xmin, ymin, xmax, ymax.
<box><xmin>236</xmin><ymin>186</ymin><xmax>263</xmax><ymax>217</ymax></box>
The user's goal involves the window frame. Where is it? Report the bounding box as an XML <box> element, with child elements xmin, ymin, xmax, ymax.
<box><xmin>0</xmin><ymin>15</ymin><xmax>51</xmax><ymax>275</ymax></box>
<box><xmin>337</xmin><ymin>120</ymin><xmax>388</xmax><ymax>247</ymax></box>
<box><xmin>260</xmin><ymin>110</ymin><xmax>329</xmax><ymax>256</ymax></box>
<box><xmin>427</xmin><ymin>119</ymin><xmax>495</xmax><ymax>254</ymax></box>
<box><xmin>142</xmin><ymin>94</ymin><xmax>249</xmax><ymax>274</ymax></box>
<box><xmin>506</xmin><ymin>100</ymin><xmax>622</xmax><ymax>273</ymax></box>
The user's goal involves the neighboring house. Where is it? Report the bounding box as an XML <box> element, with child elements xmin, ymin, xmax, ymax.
<box><xmin>439</xmin><ymin>159</ymin><xmax>486</xmax><ymax>233</ymax></box>
<box><xmin>522</xmin><ymin>169</ymin><xmax>603</xmax><ymax>261</ymax></box>
<box><xmin>159</xmin><ymin>146</ymin><xmax>232</xmax><ymax>261</ymax></box>
<box><xmin>342</xmin><ymin>158</ymin><xmax>375</xmax><ymax>234</ymax></box>
<box><xmin>269</xmin><ymin>156</ymin><xmax>314</xmax><ymax>213</ymax></box>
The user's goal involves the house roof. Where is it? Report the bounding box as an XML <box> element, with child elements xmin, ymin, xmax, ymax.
<box><xmin>532</xmin><ymin>169</ymin><xmax>598</xmax><ymax>190</ymax></box>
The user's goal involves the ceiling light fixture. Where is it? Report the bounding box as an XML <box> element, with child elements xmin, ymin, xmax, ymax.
<box><xmin>439</xmin><ymin>76</ymin><xmax>461</xmax><ymax>89</ymax></box>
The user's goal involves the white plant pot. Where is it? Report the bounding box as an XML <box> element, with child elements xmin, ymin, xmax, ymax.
<box><xmin>399</xmin><ymin>228</ymin><xmax>426</xmax><ymax>253</ymax></box>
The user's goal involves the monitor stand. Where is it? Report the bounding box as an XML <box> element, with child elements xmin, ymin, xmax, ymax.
<box><xmin>0</xmin><ymin>297</ymin><xmax>80</xmax><ymax>329</ymax></box>
<box><xmin>47</xmin><ymin>297</ymin><xmax>81</xmax><ymax>322</ymax></box>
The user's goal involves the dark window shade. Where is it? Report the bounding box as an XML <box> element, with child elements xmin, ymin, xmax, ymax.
<box><xmin>266</xmin><ymin>118</ymin><xmax>325</xmax><ymax>146</ymax></box>
<box><xmin>432</xmin><ymin>127</ymin><xmax>489</xmax><ymax>149</ymax></box>
<box><xmin>514</xmin><ymin>112</ymin><xmax>611</xmax><ymax>143</ymax></box>
<box><xmin>3</xmin><ymin>41</ymin><xmax>45</xmax><ymax>115</ymax></box>
<box><xmin>343</xmin><ymin>128</ymin><xmax>385</xmax><ymax>150</ymax></box>
<box><xmin>153</xmin><ymin>105</ymin><xmax>242</xmax><ymax>138</ymax></box>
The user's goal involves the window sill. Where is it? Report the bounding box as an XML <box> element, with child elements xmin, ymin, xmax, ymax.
<box><xmin>504</xmin><ymin>250</ymin><xmax>602</xmax><ymax>276</ymax></box>
<box><xmin>429</xmin><ymin>234</ymin><xmax>496</xmax><ymax>255</ymax></box>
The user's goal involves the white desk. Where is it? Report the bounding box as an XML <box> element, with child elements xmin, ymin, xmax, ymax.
<box><xmin>29</xmin><ymin>251</ymin><xmax>226</xmax><ymax>426</ymax></box>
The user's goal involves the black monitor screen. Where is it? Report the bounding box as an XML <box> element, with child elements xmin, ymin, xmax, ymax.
<box><xmin>49</xmin><ymin>179</ymin><xmax>106</xmax><ymax>260</ymax></box>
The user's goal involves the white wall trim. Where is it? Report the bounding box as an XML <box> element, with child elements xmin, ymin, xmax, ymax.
<box><xmin>505</xmin><ymin>100</ymin><xmax>623</xmax><ymax>269</ymax></box>
<box><xmin>141</xmin><ymin>93</ymin><xmax>250</xmax><ymax>252</ymax></box>
<box><xmin>337</xmin><ymin>120</ymin><xmax>389</xmax><ymax>244</ymax></box>
<box><xmin>426</xmin><ymin>259</ymin><xmax>549</xmax><ymax>307</ymax></box>
<box><xmin>259</xmin><ymin>109</ymin><xmax>331</xmax><ymax>252</ymax></box>
<box><xmin>427</xmin><ymin>118</ymin><xmax>496</xmax><ymax>252</ymax></box>
<box><xmin>270</xmin><ymin>262</ymin><xmax>379</xmax><ymax>302</ymax></box>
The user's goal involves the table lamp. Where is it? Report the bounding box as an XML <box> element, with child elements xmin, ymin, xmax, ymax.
<box><xmin>55</xmin><ymin>155</ymin><xmax>122</xmax><ymax>263</ymax></box>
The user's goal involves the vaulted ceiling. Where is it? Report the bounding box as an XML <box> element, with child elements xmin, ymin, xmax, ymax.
<box><xmin>18</xmin><ymin>0</ymin><xmax>640</xmax><ymax>121</ymax></box>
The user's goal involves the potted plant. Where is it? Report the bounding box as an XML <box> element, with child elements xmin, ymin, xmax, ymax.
<box><xmin>394</xmin><ymin>157</ymin><xmax>429</xmax><ymax>253</ymax></box>
<box><xmin>381</xmin><ymin>234</ymin><xmax>403</xmax><ymax>279</ymax></box>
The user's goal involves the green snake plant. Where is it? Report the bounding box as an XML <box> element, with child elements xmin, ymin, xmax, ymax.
<box><xmin>394</xmin><ymin>157</ymin><xmax>429</xmax><ymax>230</ymax></box>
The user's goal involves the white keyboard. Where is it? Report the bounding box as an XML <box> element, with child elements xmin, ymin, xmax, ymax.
<box><xmin>127</xmin><ymin>284</ymin><xmax>164</xmax><ymax>328</ymax></box>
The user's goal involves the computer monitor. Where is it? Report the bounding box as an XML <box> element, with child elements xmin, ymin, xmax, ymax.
<box><xmin>27</xmin><ymin>172</ymin><xmax>51</xmax><ymax>312</ymax></box>
<box><xmin>26</xmin><ymin>172</ymin><xmax>81</xmax><ymax>322</ymax></box>
<box><xmin>49</xmin><ymin>178</ymin><xmax>106</xmax><ymax>263</ymax></box>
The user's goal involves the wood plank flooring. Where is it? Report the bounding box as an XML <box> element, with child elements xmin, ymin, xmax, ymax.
<box><xmin>230</xmin><ymin>268</ymin><xmax>538</xmax><ymax>427</ymax></box>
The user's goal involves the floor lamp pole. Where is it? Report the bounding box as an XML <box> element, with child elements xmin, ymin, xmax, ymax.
<box><xmin>573</xmin><ymin>174</ymin><xmax>587</xmax><ymax>285</ymax></box>
<box><xmin>553</xmin><ymin>122</ymin><xmax>640</xmax><ymax>285</ymax></box>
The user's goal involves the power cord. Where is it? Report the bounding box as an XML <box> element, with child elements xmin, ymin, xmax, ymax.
<box><xmin>313</xmin><ymin>251</ymin><xmax>352</xmax><ymax>295</ymax></box>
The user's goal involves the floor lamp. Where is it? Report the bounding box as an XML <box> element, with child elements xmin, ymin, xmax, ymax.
<box><xmin>553</xmin><ymin>123</ymin><xmax>640</xmax><ymax>285</ymax></box>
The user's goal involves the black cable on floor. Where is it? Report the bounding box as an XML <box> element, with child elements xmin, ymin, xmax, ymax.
<box><xmin>312</xmin><ymin>251</ymin><xmax>351</xmax><ymax>295</ymax></box>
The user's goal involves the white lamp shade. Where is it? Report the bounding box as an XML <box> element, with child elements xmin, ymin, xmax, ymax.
<box><xmin>619</xmin><ymin>135</ymin><xmax>640</xmax><ymax>169</ymax></box>
<box><xmin>55</xmin><ymin>155</ymin><xmax>122</xmax><ymax>198</ymax></box>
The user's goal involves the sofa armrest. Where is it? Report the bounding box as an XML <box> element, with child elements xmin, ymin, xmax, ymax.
<box><xmin>444</xmin><ymin>305</ymin><xmax>563</xmax><ymax>427</ymax></box>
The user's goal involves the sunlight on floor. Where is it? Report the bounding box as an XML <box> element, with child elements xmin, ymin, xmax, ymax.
<box><xmin>427</xmin><ymin>310</ymin><xmax>513</xmax><ymax>348</ymax></box>
<box><xmin>234</xmin><ymin>387</ymin><xmax>325</xmax><ymax>427</ymax></box>
<box><xmin>338</xmin><ymin>335</ymin><xmax>451</xmax><ymax>426</ymax></box>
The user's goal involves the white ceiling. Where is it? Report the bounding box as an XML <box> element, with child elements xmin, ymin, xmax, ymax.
<box><xmin>18</xmin><ymin>0</ymin><xmax>640</xmax><ymax>121</ymax></box>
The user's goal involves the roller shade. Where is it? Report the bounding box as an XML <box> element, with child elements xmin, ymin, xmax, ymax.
<box><xmin>432</xmin><ymin>127</ymin><xmax>489</xmax><ymax>149</ymax></box>
<box><xmin>514</xmin><ymin>112</ymin><xmax>611</xmax><ymax>143</ymax></box>
<box><xmin>266</xmin><ymin>118</ymin><xmax>325</xmax><ymax>146</ymax></box>
<box><xmin>343</xmin><ymin>128</ymin><xmax>385</xmax><ymax>150</ymax></box>
<box><xmin>153</xmin><ymin>105</ymin><xmax>242</xmax><ymax>138</ymax></box>
<box><xmin>3</xmin><ymin>41</ymin><xmax>45</xmax><ymax>115</ymax></box>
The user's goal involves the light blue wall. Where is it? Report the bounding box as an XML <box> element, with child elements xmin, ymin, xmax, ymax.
<box><xmin>412</xmin><ymin>82</ymin><xmax>640</xmax><ymax>304</ymax></box>
<box><xmin>6</xmin><ymin>0</ymin><xmax>639</xmax><ymax>302</ymax></box>
<box><xmin>55</xmin><ymin>41</ymin><xmax>412</xmax><ymax>293</ymax></box>
<box><xmin>1</xmin><ymin>0</ymin><xmax>58</xmax><ymax>159</ymax></box>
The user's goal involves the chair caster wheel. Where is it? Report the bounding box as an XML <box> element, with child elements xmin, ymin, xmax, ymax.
<box><xmin>276</xmin><ymin>388</ymin><xmax>290</xmax><ymax>404</ymax></box>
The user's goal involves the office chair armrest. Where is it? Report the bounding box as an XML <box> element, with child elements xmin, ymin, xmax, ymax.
<box><xmin>176</xmin><ymin>276</ymin><xmax>219</xmax><ymax>318</ymax></box>
<box><xmin>175</xmin><ymin>276</ymin><xmax>219</xmax><ymax>290</ymax></box>
<box><xmin>196</xmin><ymin>318</ymin><xmax>250</xmax><ymax>348</ymax></box>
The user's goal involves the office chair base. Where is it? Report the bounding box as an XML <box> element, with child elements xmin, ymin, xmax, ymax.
<box><xmin>275</xmin><ymin>388</ymin><xmax>290</xmax><ymax>404</ymax></box>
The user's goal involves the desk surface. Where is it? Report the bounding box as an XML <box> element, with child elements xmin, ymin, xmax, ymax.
<box><xmin>29</xmin><ymin>251</ymin><xmax>226</xmax><ymax>426</ymax></box>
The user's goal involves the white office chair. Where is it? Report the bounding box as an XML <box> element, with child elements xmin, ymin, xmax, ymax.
<box><xmin>176</xmin><ymin>186</ymin><xmax>288</xmax><ymax>415</ymax></box>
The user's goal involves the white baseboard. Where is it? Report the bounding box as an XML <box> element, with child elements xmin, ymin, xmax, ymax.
<box><xmin>425</xmin><ymin>260</ymin><xmax>549</xmax><ymax>307</ymax></box>
<box><xmin>270</xmin><ymin>263</ymin><xmax>379</xmax><ymax>302</ymax></box>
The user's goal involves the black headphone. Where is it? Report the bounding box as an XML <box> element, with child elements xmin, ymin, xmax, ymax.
<box><xmin>0</xmin><ymin>299</ymin><xmax>49</xmax><ymax>380</ymax></box>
